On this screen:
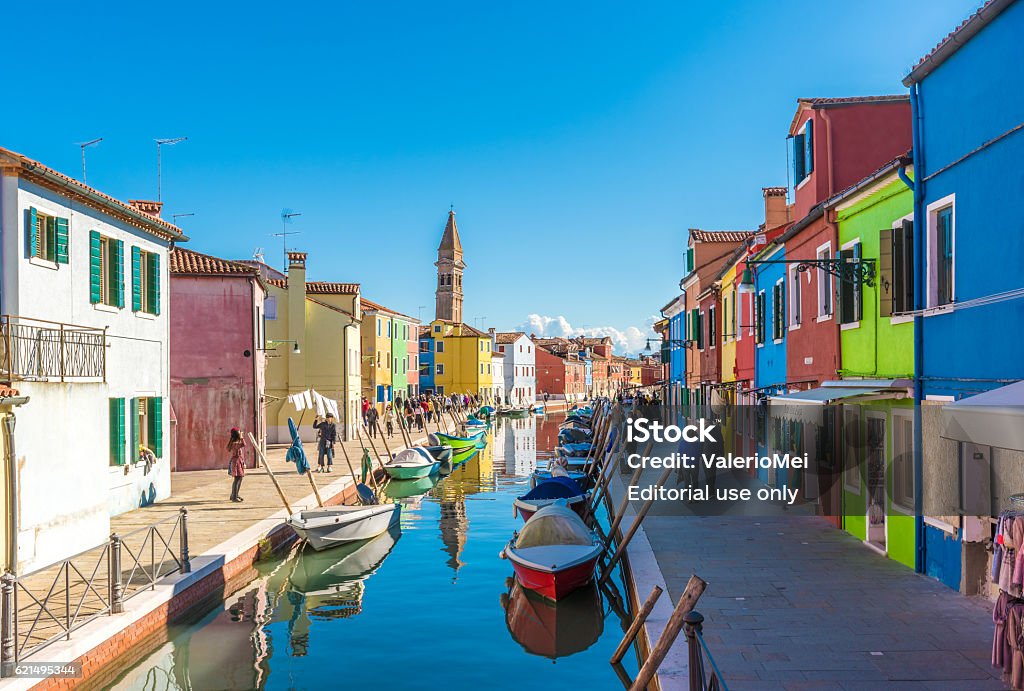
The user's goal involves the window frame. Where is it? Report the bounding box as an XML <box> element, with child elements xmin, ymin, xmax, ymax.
<box><xmin>788</xmin><ymin>264</ymin><xmax>802</xmax><ymax>330</ymax></box>
<box><xmin>926</xmin><ymin>194</ymin><xmax>956</xmax><ymax>311</ymax></box>
<box><xmin>815</xmin><ymin>242</ymin><xmax>833</xmax><ymax>320</ymax></box>
<box><xmin>891</xmin><ymin>409</ymin><xmax>915</xmax><ymax>514</ymax></box>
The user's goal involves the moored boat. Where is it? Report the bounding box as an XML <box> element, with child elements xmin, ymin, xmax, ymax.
<box><xmin>384</xmin><ymin>447</ymin><xmax>440</xmax><ymax>480</ymax></box>
<box><xmin>531</xmin><ymin>466</ymin><xmax>590</xmax><ymax>490</ymax></box>
<box><xmin>557</xmin><ymin>442</ymin><xmax>592</xmax><ymax>458</ymax></box>
<box><xmin>421</xmin><ymin>445</ymin><xmax>453</xmax><ymax>464</ymax></box>
<box><xmin>513</xmin><ymin>476</ymin><xmax>588</xmax><ymax>522</ymax></box>
<box><xmin>429</xmin><ymin>429</ymin><xmax>485</xmax><ymax>453</ymax></box>
<box><xmin>287</xmin><ymin>503</ymin><xmax>401</xmax><ymax>551</ymax></box>
<box><xmin>502</xmin><ymin>503</ymin><xmax>603</xmax><ymax>601</ymax></box>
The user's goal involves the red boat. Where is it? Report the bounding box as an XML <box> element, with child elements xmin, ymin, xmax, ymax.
<box><xmin>513</xmin><ymin>476</ymin><xmax>588</xmax><ymax>523</ymax></box>
<box><xmin>502</xmin><ymin>503</ymin><xmax>603</xmax><ymax>601</ymax></box>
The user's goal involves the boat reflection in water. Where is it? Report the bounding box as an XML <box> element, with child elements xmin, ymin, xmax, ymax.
<box><xmin>384</xmin><ymin>473</ymin><xmax>441</xmax><ymax>505</ymax></box>
<box><xmin>501</xmin><ymin>579</ymin><xmax>604</xmax><ymax>660</ymax></box>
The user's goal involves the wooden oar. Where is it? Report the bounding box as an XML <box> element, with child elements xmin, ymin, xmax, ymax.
<box><xmin>247</xmin><ymin>432</ymin><xmax>294</xmax><ymax>515</ymax></box>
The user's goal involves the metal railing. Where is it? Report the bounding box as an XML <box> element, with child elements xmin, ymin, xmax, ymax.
<box><xmin>0</xmin><ymin>315</ymin><xmax>106</xmax><ymax>382</ymax></box>
<box><xmin>684</xmin><ymin>611</ymin><xmax>728</xmax><ymax>691</ymax></box>
<box><xmin>0</xmin><ymin>508</ymin><xmax>189</xmax><ymax>675</ymax></box>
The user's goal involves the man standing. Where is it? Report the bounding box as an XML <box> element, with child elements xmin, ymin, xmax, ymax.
<box><xmin>313</xmin><ymin>413</ymin><xmax>337</xmax><ymax>472</ymax></box>
<box><xmin>366</xmin><ymin>405</ymin><xmax>380</xmax><ymax>439</ymax></box>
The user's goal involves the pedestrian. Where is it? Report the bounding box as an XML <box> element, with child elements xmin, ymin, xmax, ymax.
<box><xmin>415</xmin><ymin>400</ymin><xmax>425</xmax><ymax>430</ymax></box>
<box><xmin>227</xmin><ymin>427</ymin><xmax>246</xmax><ymax>502</ymax></box>
<box><xmin>422</xmin><ymin>397</ymin><xmax>432</xmax><ymax>423</ymax></box>
<box><xmin>366</xmin><ymin>405</ymin><xmax>380</xmax><ymax>438</ymax></box>
<box><xmin>361</xmin><ymin>397</ymin><xmax>370</xmax><ymax>427</ymax></box>
<box><xmin>405</xmin><ymin>400</ymin><xmax>415</xmax><ymax>431</ymax></box>
<box><xmin>384</xmin><ymin>403</ymin><xmax>395</xmax><ymax>438</ymax></box>
<box><xmin>312</xmin><ymin>412</ymin><xmax>337</xmax><ymax>472</ymax></box>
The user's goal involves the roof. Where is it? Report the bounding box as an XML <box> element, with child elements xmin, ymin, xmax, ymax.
<box><xmin>0</xmin><ymin>146</ymin><xmax>186</xmax><ymax>241</ymax></box>
<box><xmin>359</xmin><ymin>297</ymin><xmax>418</xmax><ymax>322</ymax></box>
<box><xmin>421</xmin><ymin>320</ymin><xmax>487</xmax><ymax>337</ymax></box>
<box><xmin>827</xmin><ymin>151</ymin><xmax>913</xmax><ymax>211</ymax></box>
<box><xmin>491</xmin><ymin>351</ymin><xmax>505</xmax><ymax>357</ymax></box>
<box><xmin>305</xmin><ymin>296</ymin><xmax>359</xmax><ymax>321</ymax></box>
<box><xmin>234</xmin><ymin>259</ymin><xmax>287</xmax><ymax>281</ymax></box>
<box><xmin>904</xmin><ymin>0</ymin><xmax>1015</xmax><ymax>86</ymax></box>
<box><xmin>0</xmin><ymin>385</ymin><xmax>20</xmax><ymax>399</ymax></box>
<box><xmin>169</xmin><ymin>247</ymin><xmax>257</xmax><ymax>276</ymax></box>
<box><xmin>494</xmin><ymin>331</ymin><xmax>526</xmax><ymax>344</ymax></box>
<box><xmin>266</xmin><ymin>279</ymin><xmax>360</xmax><ymax>294</ymax></box>
<box><xmin>688</xmin><ymin>230</ymin><xmax>754</xmax><ymax>244</ymax></box>
<box><xmin>438</xmin><ymin>209</ymin><xmax>463</xmax><ymax>254</ymax></box>
<box><xmin>788</xmin><ymin>95</ymin><xmax>910</xmax><ymax>132</ymax></box>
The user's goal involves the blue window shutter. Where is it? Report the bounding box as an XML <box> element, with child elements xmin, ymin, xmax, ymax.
<box><xmin>89</xmin><ymin>231</ymin><xmax>102</xmax><ymax>303</ymax></box>
<box><xmin>27</xmin><ymin>207</ymin><xmax>38</xmax><ymax>257</ymax></box>
<box><xmin>804</xmin><ymin>120</ymin><xmax>814</xmax><ymax>175</ymax></box>
<box><xmin>148</xmin><ymin>252</ymin><xmax>161</xmax><ymax>315</ymax></box>
<box><xmin>114</xmin><ymin>239</ymin><xmax>125</xmax><ymax>308</ymax></box>
<box><xmin>792</xmin><ymin>134</ymin><xmax>806</xmax><ymax>183</ymax></box>
<box><xmin>55</xmin><ymin>217</ymin><xmax>69</xmax><ymax>264</ymax></box>
<box><xmin>131</xmin><ymin>247</ymin><xmax>142</xmax><ymax>311</ymax></box>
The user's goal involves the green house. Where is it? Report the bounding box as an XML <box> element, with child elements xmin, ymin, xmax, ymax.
<box><xmin>833</xmin><ymin>160</ymin><xmax>917</xmax><ymax>570</ymax></box>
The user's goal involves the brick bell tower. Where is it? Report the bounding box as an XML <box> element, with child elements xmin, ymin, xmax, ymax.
<box><xmin>435</xmin><ymin>208</ymin><xmax>465</xmax><ymax>322</ymax></box>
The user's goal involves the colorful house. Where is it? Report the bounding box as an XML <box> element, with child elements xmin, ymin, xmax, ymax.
<box><xmin>360</xmin><ymin>298</ymin><xmax>419</xmax><ymax>411</ymax></box>
<box><xmin>493</xmin><ymin>331</ymin><xmax>537</xmax><ymax>404</ymax></box>
<box><xmin>263</xmin><ymin>252</ymin><xmax>361</xmax><ymax>443</ymax></box>
<box><xmin>418</xmin><ymin>319</ymin><xmax>492</xmax><ymax>398</ymax></box>
<box><xmin>660</xmin><ymin>295</ymin><xmax>686</xmax><ymax>410</ymax></box>
<box><xmin>169</xmin><ymin>248</ymin><xmax>266</xmax><ymax>471</ymax></box>
<box><xmin>903</xmin><ymin>0</ymin><xmax>1024</xmax><ymax>593</ymax></box>
<box><xmin>0</xmin><ymin>146</ymin><xmax>183</xmax><ymax>572</ymax></box>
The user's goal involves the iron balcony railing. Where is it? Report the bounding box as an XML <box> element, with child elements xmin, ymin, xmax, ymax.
<box><xmin>0</xmin><ymin>509</ymin><xmax>190</xmax><ymax>676</ymax></box>
<box><xmin>0</xmin><ymin>315</ymin><xmax>106</xmax><ymax>382</ymax></box>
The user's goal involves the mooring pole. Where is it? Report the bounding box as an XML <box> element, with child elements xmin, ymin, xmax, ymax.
<box><xmin>178</xmin><ymin>507</ymin><xmax>191</xmax><ymax>573</ymax></box>
<box><xmin>1</xmin><ymin>573</ymin><xmax>15</xmax><ymax>677</ymax></box>
<box><xmin>610</xmin><ymin>585</ymin><xmax>663</xmax><ymax>665</ymax></box>
<box><xmin>109</xmin><ymin>533</ymin><xmax>124</xmax><ymax>614</ymax></box>
<box><xmin>599</xmin><ymin>465</ymin><xmax>672</xmax><ymax>585</ymax></box>
<box><xmin>628</xmin><ymin>575</ymin><xmax>707</xmax><ymax>691</ymax></box>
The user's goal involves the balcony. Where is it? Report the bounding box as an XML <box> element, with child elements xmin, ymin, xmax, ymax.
<box><xmin>0</xmin><ymin>315</ymin><xmax>106</xmax><ymax>382</ymax></box>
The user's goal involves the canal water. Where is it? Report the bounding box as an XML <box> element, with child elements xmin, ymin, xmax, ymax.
<box><xmin>105</xmin><ymin>415</ymin><xmax>638</xmax><ymax>690</ymax></box>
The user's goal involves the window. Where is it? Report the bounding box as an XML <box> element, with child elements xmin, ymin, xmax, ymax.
<box><xmin>436</xmin><ymin>364</ymin><xmax>444</xmax><ymax>375</ymax></box>
<box><xmin>838</xmin><ymin>242</ymin><xmax>863</xmax><ymax>325</ymax></box>
<box><xmin>90</xmin><ymin>231</ymin><xmax>124</xmax><ymax>308</ymax></box>
<box><xmin>27</xmin><ymin>208</ymin><xmax>69</xmax><ymax>264</ymax></box>
<box><xmin>132</xmin><ymin>248</ymin><xmax>161</xmax><ymax>315</ymax></box>
<box><xmin>387</xmin><ymin>321</ymin><xmax>391</xmax><ymax>338</ymax></box>
<box><xmin>755</xmin><ymin>290</ymin><xmax>766</xmax><ymax>345</ymax></box>
<box><xmin>377</xmin><ymin>318</ymin><xmax>381</xmax><ymax>336</ymax></box>
<box><xmin>419</xmin><ymin>341</ymin><xmax>429</xmax><ymax>352</ymax></box>
<box><xmin>772</xmin><ymin>280</ymin><xmax>785</xmax><ymax>340</ymax></box>
<box><xmin>893</xmin><ymin>412</ymin><xmax>914</xmax><ymax>512</ymax></box>
<box><xmin>816</xmin><ymin>244</ymin><xmax>832</xmax><ymax>318</ymax></box>
<box><xmin>791</xmin><ymin>119</ymin><xmax>813</xmax><ymax>186</ymax></box>
<box><xmin>109</xmin><ymin>398</ymin><xmax>126</xmax><ymax>466</ymax></box>
<box><xmin>708</xmin><ymin>306</ymin><xmax>716</xmax><ymax>348</ymax></box>
<box><xmin>376</xmin><ymin>351</ymin><xmax>381</xmax><ymax>368</ymax></box>
<box><xmin>786</xmin><ymin>265</ymin><xmax>800</xmax><ymax>328</ymax></box>
<box><xmin>265</xmin><ymin>295</ymin><xmax>278</xmax><ymax>320</ymax></box>
<box><xmin>434</xmin><ymin>325</ymin><xmax>441</xmax><ymax>333</ymax></box>
<box><xmin>931</xmin><ymin>203</ymin><xmax>954</xmax><ymax>307</ymax></box>
<box><xmin>880</xmin><ymin>220</ymin><xmax>915</xmax><ymax>316</ymax></box>
<box><xmin>436</xmin><ymin>386</ymin><xmax>444</xmax><ymax>395</ymax></box>
<box><xmin>436</xmin><ymin>341</ymin><xmax>445</xmax><ymax>353</ymax></box>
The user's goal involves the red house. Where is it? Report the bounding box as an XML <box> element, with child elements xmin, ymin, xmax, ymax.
<box><xmin>782</xmin><ymin>96</ymin><xmax>912</xmax><ymax>387</ymax></box>
<box><xmin>169</xmin><ymin>248</ymin><xmax>267</xmax><ymax>471</ymax></box>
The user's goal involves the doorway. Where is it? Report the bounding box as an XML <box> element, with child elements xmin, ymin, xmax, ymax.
<box><xmin>865</xmin><ymin>414</ymin><xmax>887</xmax><ymax>550</ymax></box>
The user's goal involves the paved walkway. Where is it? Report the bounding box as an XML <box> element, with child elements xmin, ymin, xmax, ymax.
<box><xmin>612</xmin><ymin>462</ymin><xmax>1005</xmax><ymax>690</ymax></box>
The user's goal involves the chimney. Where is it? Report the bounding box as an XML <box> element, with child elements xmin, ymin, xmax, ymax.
<box><xmin>128</xmin><ymin>200</ymin><xmax>163</xmax><ymax>218</ymax></box>
<box><xmin>286</xmin><ymin>251</ymin><xmax>307</xmax><ymax>388</ymax></box>
<box><xmin>762</xmin><ymin>187</ymin><xmax>789</xmax><ymax>229</ymax></box>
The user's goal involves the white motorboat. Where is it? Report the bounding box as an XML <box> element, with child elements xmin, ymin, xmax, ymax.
<box><xmin>287</xmin><ymin>503</ymin><xmax>401</xmax><ymax>551</ymax></box>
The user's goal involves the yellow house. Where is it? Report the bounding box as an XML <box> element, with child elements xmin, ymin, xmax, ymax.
<box><xmin>264</xmin><ymin>251</ymin><xmax>362</xmax><ymax>443</ymax></box>
<box><xmin>360</xmin><ymin>298</ymin><xmax>393</xmax><ymax>413</ymax></box>
<box><xmin>626</xmin><ymin>359</ymin><xmax>643</xmax><ymax>387</ymax></box>
<box><xmin>420</xmin><ymin>319</ymin><xmax>493</xmax><ymax>400</ymax></box>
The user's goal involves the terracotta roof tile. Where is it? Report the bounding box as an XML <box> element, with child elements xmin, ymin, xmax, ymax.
<box><xmin>359</xmin><ymin>298</ymin><xmax>418</xmax><ymax>322</ymax></box>
<box><xmin>265</xmin><ymin>279</ymin><xmax>359</xmax><ymax>294</ymax></box>
<box><xmin>494</xmin><ymin>331</ymin><xmax>526</xmax><ymax>344</ymax></box>
<box><xmin>688</xmin><ymin>229</ymin><xmax>755</xmax><ymax>244</ymax></box>
<box><xmin>169</xmin><ymin>247</ymin><xmax>257</xmax><ymax>276</ymax></box>
<box><xmin>0</xmin><ymin>385</ymin><xmax>20</xmax><ymax>398</ymax></box>
<box><xmin>800</xmin><ymin>95</ymin><xmax>909</xmax><ymax>106</ymax></box>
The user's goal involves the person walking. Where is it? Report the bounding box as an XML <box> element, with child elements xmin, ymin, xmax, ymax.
<box><xmin>366</xmin><ymin>404</ymin><xmax>380</xmax><ymax>438</ymax></box>
<box><xmin>313</xmin><ymin>413</ymin><xmax>337</xmax><ymax>472</ymax></box>
<box><xmin>361</xmin><ymin>397</ymin><xmax>370</xmax><ymax>428</ymax></box>
<box><xmin>227</xmin><ymin>428</ymin><xmax>246</xmax><ymax>502</ymax></box>
<box><xmin>384</xmin><ymin>403</ymin><xmax>395</xmax><ymax>438</ymax></box>
<box><xmin>414</xmin><ymin>399</ymin><xmax>425</xmax><ymax>431</ymax></box>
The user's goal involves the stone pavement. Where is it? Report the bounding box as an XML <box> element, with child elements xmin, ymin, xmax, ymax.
<box><xmin>611</xmin><ymin>464</ymin><xmax>1005</xmax><ymax>690</ymax></box>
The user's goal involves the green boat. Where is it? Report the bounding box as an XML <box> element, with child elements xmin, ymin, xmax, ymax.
<box><xmin>384</xmin><ymin>448</ymin><xmax>440</xmax><ymax>480</ymax></box>
<box><xmin>430</xmin><ymin>429</ymin><xmax>486</xmax><ymax>454</ymax></box>
<box><xmin>384</xmin><ymin>474</ymin><xmax>440</xmax><ymax>499</ymax></box>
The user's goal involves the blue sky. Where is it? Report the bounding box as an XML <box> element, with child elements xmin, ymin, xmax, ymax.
<box><xmin>3</xmin><ymin>0</ymin><xmax>979</xmax><ymax>352</ymax></box>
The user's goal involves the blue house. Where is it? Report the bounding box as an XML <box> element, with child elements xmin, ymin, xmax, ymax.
<box><xmin>418</xmin><ymin>329</ymin><xmax>436</xmax><ymax>393</ymax></box>
<box><xmin>749</xmin><ymin>242</ymin><xmax>789</xmax><ymax>483</ymax></box>
<box><xmin>660</xmin><ymin>295</ymin><xmax>687</xmax><ymax>414</ymax></box>
<box><xmin>903</xmin><ymin>0</ymin><xmax>1024</xmax><ymax>592</ymax></box>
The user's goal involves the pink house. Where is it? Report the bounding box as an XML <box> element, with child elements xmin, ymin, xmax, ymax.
<box><xmin>169</xmin><ymin>248</ymin><xmax>266</xmax><ymax>471</ymax></box>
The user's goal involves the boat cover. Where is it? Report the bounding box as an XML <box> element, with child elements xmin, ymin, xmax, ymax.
<box><xmin>561</xmin><ymin>443</ymin><xmax>592</xmax><ymax>454</ymax></box>
<box><xmin>559</xmin><ymin>428</ymin><xmax>592</xmax><ymax>443</ymax></box>
<box><xmin>391</xmin><ymin>448</ymin><xmax>432</xmax><ymax>466</ymax></box>
<box><xmin>516</xmin><ymin>503</ymin><xmax>593</xmax><ymax>548</ymax></box>
<box><xmin>521</xmin><ymin>477</ymin><xmax>582</xmax><ymax>500</ymax></box>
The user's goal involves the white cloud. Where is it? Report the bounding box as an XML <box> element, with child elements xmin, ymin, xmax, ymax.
<box><xmin>514</xmin><ymin>313</ymin><xmax>659</xmax><ymax>355</ymax></box>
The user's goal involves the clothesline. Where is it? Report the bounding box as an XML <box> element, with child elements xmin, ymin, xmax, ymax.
<box><xmin>286</xmin><ymin>388</ymin><xmax>339</xmax><ymax>420</ymax></box>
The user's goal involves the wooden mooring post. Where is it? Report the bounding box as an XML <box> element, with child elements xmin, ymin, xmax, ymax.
<box><xmin>610</xmin><ymin>585</ymin><xmax>663</xmax><ymax>665</ymax></box>
<box><xmin>599</xmin><ymin>465</ymin><xmax>672</xmax><ymax>586</ymax></box>
<box><xmin>629</xmin><ymin>575</ymin><xmax>707</xmax><ymax>691</ymax></box>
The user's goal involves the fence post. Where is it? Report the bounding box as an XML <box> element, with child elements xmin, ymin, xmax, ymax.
<box><xmin>179</xmin><ymin>507</ymin><xmax>191</xmax><ymax>574</ymax></box>
<box><xmin>1</xmin><ymin>572</ymin><xmax>15</xmax><ymax>677</ymax></box>
<box><xmin>109</xmin><ymin>534</ymin><xmax>124</xmax><ymax>614</ymax></box>
<box><xmin>684</xmin><ymin>610</ymin><xmax>705</xmax><ymax>691</ymax></box>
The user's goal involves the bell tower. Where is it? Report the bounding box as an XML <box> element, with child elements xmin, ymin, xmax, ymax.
<box><xmin>435</xmin><ymin>209</ymin><xmax>465</xmax><ymax>323</ymax></box>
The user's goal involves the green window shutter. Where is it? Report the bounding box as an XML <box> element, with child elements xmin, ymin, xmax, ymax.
<box><xmin>853</xmin><ymin>243</ymin><xmax>863</xmax><ymax>321</ymax></box>
<box><xmin>793</xmin><ymin>134</ymin><xmax>806</xmax><ymax>183</ymax></box>
<box><xmin>131</xmin><ymin>247</ymin><xmax>142</xmax><ymax>312</ymax></box>
<box><xmin>900</xmin><ymin>220</ymin><xmax>915</xmax><ymax>314</ymax></box>
<box><xmin>27</xmin><ymin>207</ymin><xmax>38</xmax><ymax>257</ymax></box>
<box><xmin>804</xmin><ymin>120</ymin><xmax>814</xmax><ymax>175</ymax></box>
<box><xmin>89</xmin><ymin>231</ymin><xmax>102</xmax><ymax>304</ymax></box>
<box><xmin>55</xmin><ymin>217</ymin><xmax>69</xmax><ymax>264</ymax></box>
<box><xmin>109</xmin><ymin>398</ymin><xmax>126</xmax><ymax>465</ymax></box>
<box><xmin>879</xmin><ymin>228</ymin><xmax>894</xmax><ymax>318</ymax></box>
<box><xmin>131</xmin><ymin>397</ymin><xmax>140</xmax><ymax>461</ymax></box>
<box><xmin>150</xmin><ymin>252</ymin><xmax>161</xmax><ymax>315</ymax></box>
<box><xmin>149</xmin><ymin>397</ymin><xmax>164</xmax><ymax>458</ymax></box>
<box><xmin>115</xmin><ymin>240</ymin><xmax>125</xmax><ymax>308</ymax></box>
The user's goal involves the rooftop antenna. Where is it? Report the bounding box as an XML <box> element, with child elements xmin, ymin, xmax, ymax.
<box><xmin>77</xmin><ymin>138</ymin><xmax>102</xmax><ymax>184</ymax></box>
<box><xmin>417</xmin><ymin>306</ymin><xmax>426</xmax><ymax>322</ymax></box>
<box><xmin>253</xmin><ymin>247</ymin><xmax>266</xmax><ymax>264</ymax></box>
<box><xmin>171</xmin><ymin>212</ymin><xmax>194</xmax><ymax>226</ymax></box>
<box><xmin>274</xmin><ymin>209</ymin><xmax>302</xmax><ymax>271</ymax></box>
<box><xmin>155</xmin><ymin>137</ymin><xmax>187</xmax><ymax>202</ymax></box>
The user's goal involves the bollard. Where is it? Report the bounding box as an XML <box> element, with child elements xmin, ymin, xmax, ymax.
<box><xmin>179</xmin><ymin>507</ymin><xmax>191</xmax><ymax>574</ymax></box>
<box><xmin>109</xmin><ymin>533</ymin><xmax>124</xmax><ymax>614</ymax></box>
<box><xmin>1</xmin><ymin>573</ymin><xmax>15</xmax><ymax>677</ymax></box>
<box><xmin>684</xmin><ymin>610</ymin><xmax>706</xmax><ymax>691</ymax></box>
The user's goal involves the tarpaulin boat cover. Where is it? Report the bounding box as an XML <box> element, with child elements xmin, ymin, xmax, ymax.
<box><xmin>521</xmin><ymin>477</ymin><xmax>582</xmax><ymax>500</ymax></box>
<box><xmin>516</xmin><ymin>503</ymin><xmax>593</xmax><ymax>548</ymax></box>
<box><xmin>561</xmin><ymin>443</ymin><xmax>592</xmax><ymax>454</ymax></box>
<box><xmin>391</xmin><ymin>448</ymin><xmax>431</xmax><ymax>465</ymax></box>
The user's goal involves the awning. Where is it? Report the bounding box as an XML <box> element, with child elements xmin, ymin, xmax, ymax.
<box><xmin>941</xmin><ymin>380</ymin><xmax>1024</xmax><ymax>451</ymax></box>
<box><xmin>770</xmin><ymin>380</ymin><xmax>913</xmax><ymax>405</ymax></box>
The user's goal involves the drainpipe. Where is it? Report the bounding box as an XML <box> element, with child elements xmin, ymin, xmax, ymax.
<box><xmin>3</xmin><ymin>407</ymin><xmax>27</xmax><ymax>576</ymax></box>
<box><xmin>910</xmin><ymin>82</ymin><xmax>926</xmax><ymax>575</ymax></box>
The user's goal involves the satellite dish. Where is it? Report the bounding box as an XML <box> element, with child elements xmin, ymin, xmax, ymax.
<box><xmin>253</xmin><ymin>247</ymin><xmax>266</xmax><ymax>263</ymax></box>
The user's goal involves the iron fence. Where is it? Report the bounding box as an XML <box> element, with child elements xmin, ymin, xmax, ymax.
<box><xmin>0</xmin><ymin>315</ymin><xmax>106</xmax><ymax>382</ymax></box>
<box><xmin>0</xmin><ymin>508</ymin><xmax>190</xmax><ymax>676</ymax></box>
<box><xmin>685</xmin><ymin>611</ymin><xmax>728</xmax><ymax>691</ymax></box>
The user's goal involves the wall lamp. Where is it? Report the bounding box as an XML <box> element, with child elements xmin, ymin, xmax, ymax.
<box><xmin>739</xmin><ymin>256</ymin><xmax>876</xmax><ymax>289</ymax></box>
<box><xmin>644</xmin><ymin>338</ymin><xmax>695</xmax><ymax>352</ymax></box>
<box><xmin>262</xmin><ymin>339</ymin><xmax>301</xmax><ymax>354</ymax></box>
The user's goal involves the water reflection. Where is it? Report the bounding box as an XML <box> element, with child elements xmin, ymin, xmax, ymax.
<box><xmin>502</xmin><ymin>580</ymin><xmax>604</xmax><ymax>660</ymax></box>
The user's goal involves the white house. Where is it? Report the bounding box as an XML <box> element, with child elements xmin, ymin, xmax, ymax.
<box><xmin>492</xmin><ymin>331</ymin><xmax>536</xmax><ymax>404</ymax></box>
<box><xmin>0</xmin><ymin>146</ymin><xmax>184</xmax><ymax>574</ymax></box>
<box><xmin>490</xmin><ymin>349</ymin><xmax>505</xmax><ymax>404</ymax></box>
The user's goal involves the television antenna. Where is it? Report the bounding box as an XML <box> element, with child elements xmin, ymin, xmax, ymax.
<box><xmin>253</xmin><ymin>247</ymin><xmax>266</xmax><ymax>264</ymax></box>
<box><xmin>77</xmin><ymin>138</ymin><xmax>102</xmax><ymax>184</ymax></box>
<box><xmin>155</xmin><ymin>137</ymin><xmax>187</xmax><ymax>202</ymax></box>
<box><xmin>273</xmin><ymin>209</ymin><xmax>302</xmax><ymax>271</ymax></box>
